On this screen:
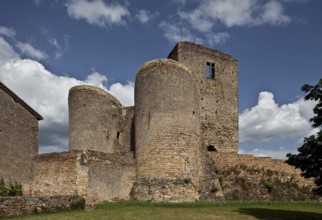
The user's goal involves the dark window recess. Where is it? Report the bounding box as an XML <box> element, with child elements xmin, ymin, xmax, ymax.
<box><xmin>206</xmin><ymin>62</ymin><xmax>215</xmax><ymax>79</ymax></box>
<box><xmin>207</xmin><ymin>145</ymin><xmax>217</xmax><ymax>152</ymax></box>
<box><xmin>117</xmin><ymin>132</ymin><xmax>120</xmax><ymax>140</ymax></box>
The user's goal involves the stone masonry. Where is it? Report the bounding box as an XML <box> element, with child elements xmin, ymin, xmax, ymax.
<box><xmin>65</xmin><ymin>42</ymin><xmax>237</xmax><ymax>202</ymax></box>
<box><xmin>1</xmin><ymin>41</ymin><xmax>316</xmax><ymax>209</ymax></box>
<box><xmin>0</xmin><ymin>82</ymin><xmax>42</xmax><ymax>191</ymax></box>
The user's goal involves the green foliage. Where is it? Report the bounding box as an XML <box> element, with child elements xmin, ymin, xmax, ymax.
<box><xmin>301</xmin><ymin>79</ymin><xmax>322</xmax><ymax>128</ymax></box>
<box><xmin>0</xmin><ymin>177</ymin><xmax>23</xmax><ymax>196</ymax></box>
<box><xmin>0</xmin><ymin>177</ymin><xmax>6</xmax><ymax>196</ymax></box>
<box><xmin>265</xmin><ymin>169</ymin><xmax>274</xmax><ymax>177</ymax></box>
<box><xmin>70</xmin><ymin>198</ymin><xmax>86</xmax><ymax>210</ymax></box>
<box><xmin>264</xmin><ymin>181</ymin><xmax>274</xmax><ymax>193</ymax></box>
<box><xmin>286</xmin><ymin>78</ymin><xmax>322</xmax><ymax>196</ymax></box>
<box><xmin>286</xmin><ymin>130</ymin><xmax>322</xmax><ymax>195</ymax></box>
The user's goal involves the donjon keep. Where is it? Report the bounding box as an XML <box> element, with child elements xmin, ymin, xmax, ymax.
<box><xmin>67</xmin><ymin>41</ymin><xmax>237</xmax><ymax>202</ymax></box>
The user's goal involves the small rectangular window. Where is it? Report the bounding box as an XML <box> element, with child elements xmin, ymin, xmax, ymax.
<box><xmin>206</xmin><ymin>62</ymin><xmax>215</xmax><ymax>79</ymax></box>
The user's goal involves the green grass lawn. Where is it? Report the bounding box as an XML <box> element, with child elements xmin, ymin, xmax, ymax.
<box><xmin>3</xmin><ymin>201</ymin><xmax>322</xmax><ymax>220</ymax></box>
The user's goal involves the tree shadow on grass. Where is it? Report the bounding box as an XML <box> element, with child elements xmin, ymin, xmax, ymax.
<box><xmin>236</xmin><ymin>208</ymin><xmax>322</xmax><ymax>220</ymax></box>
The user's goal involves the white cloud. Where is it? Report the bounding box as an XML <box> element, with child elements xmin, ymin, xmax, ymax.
<box><xmin>15</xmin><ymin>42</ymin><xmax>48</xmax><ymax>60</ymax></box>
<box><xmin>41</xmin><ymin>27</ymin><xmax>70</xmax><ymax>59</ymax></box>
<box><xmin>239</xmin><ymin>91</ymin><xmax>317</xmax><ymax>143</ymax></box>
<box><xmin>179</xmin><ymin>9</ymin><xmax>214</xmax><ymax>32</ymax></box>
<box><xmin>239</xmin><ymin>147</ymin><xmax>292</xmax><ymax>160</ymax></box>
<box><xmin>206</xmin><ymin>32</ymin><xmax>229</xmax><ymax>46</ymax></box>
<box><xmin>0</xmin><ymin>37</ymin><xmax>20</xmax><ymax>62</ymax></box>
<box><xmin>159</xmin><ymin>21</ymin><xmax>229</xmax><ymax>46</ymax></box>
<box><xmin>160</xmin><ymin>0</ymin><xmax>295</xmax><ymax>45</ymax></box>
<box><xmin>259</xmin><ymin>1</ymin><xmax>291</xmax><ymax>26</ymax></box>
<box><xmin>0</xmin><ymin>36</ymin><xmax>134</xmax><ymax>153</ymax></box>
<box><xmin>179</xmin><ymin>0</ymin><xmax>291</xmax><ymax>32</ymax></box>
<box><xmin>49</xmin><ymin>37</ymin><xmax>63</xmax><ymax>58</ymax></box>
<box><xmin>0</xmin><ymin>26</ymin><xmax>16</xmax><ymax>38</ymax></box>
<box><xmin>109</xmin><ymin>81</ymin><xmax>134</xmax><ymax>106</ymax></box>
<box><xmin>66</xmin><ymin>0</ymin><xmax>130</xmax><ymax>27</ymax></box>
<box><xmin>136</xmin><ymin>9</ymin><xmax>150</xmax><ymax>24</ymax></box>
<box><xmin>159</xmin><ymin>21</ymin><xmax>203</xmax><ymax>44</ymax></box>
<box><xmin>49</xmin><ymin>38</ymin><xmax>59</xmax><ymax>49</ymax></box>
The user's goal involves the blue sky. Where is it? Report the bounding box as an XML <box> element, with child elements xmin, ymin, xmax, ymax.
<box><xmin>0</xmin><ymin>0</ymin><xmax>321</xmax><ymax>158</ymax></box>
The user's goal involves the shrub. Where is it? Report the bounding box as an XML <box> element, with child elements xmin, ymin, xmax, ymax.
<box><xmin>70</xmin><ymin>198</ymin><xmax>86</xmax><ymax>210</ymax></box>
<box><xmin>0</xmin><ymin>177</ymin><xmax>22</xmax><ymax>196</ymax></box>
<box><xmin>264</xmin><ymin>181</ymin><xmax>274</xmax><ymax>193</ymax></box>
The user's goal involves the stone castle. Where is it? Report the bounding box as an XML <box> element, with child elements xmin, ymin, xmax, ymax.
<box><xmin>67</xmin><ymin>41</ymin><xmax>237</xmax><ymax>202</ymax></box>
<box><xmin>0</xmin><ymin>42</ymin><xmax>315</xmax><ymax>206</ymax></box>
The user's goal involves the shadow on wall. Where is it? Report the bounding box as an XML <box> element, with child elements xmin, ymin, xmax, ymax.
<box><xmin>236</xmin><ymin>208</ymin><xmax>322</xmax><ymax>220</ymax></box>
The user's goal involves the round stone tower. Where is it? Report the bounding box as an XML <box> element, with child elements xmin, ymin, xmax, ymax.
<box><xmin>68</xmin><ymin>85</ymin><xmax>122</xmax><ymax>154</ymax></box>
<box><xmin>133</xmin><ymin>59</ymin><xmax>201</xmax><ymax>201</ymax></box>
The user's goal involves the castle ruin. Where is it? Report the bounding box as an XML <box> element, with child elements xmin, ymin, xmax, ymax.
<box><xmin>1</xmin><ymin>42</ymin><xmax>315</xmax><ymax>207</ymax></box>
<box><xmin>67</xmin><ymin>41</ymin><xmax>237</xmax><ymax>202</ymax></box>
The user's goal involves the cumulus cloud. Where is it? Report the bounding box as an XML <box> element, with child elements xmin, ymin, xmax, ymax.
<box><xmin>66</xmin><ymin>0</ymin><xmax>130</xmax><ymax>27</ymax></box>
<box><xmin>0</xmin><ymin>35</ymin><xmax>134</xmax><ymax>153</ymax></box>
<box><xmin>15</xmin><ymin>42</ymin><xmax>48</xmax><ymax>60</ymax></box>
<box><xmin>239</xmin><ymin>91</ymin><xmax>317</xmax><ymax>143</ymax></box>
<box><xmin>179</xmin><ymin>0</ymin><xmax>291</xmax><ymax>32</ymax></box>
<box><xmin>109</xmin><ymin>81</ymin><xmax>134</xmax><ymax>106</ymax></box>
<box><xmin>0</xmin><ymin>26</ymin><xmax>16</xmax><ymax>38</ymax></box>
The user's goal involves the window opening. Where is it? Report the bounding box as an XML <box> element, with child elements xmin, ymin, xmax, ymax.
<box><xmin>206</xmin><ymin>62</ymin><xmax>215</xmax><ymax>79</ymax></box>
<box><xmin>117</xmin><ymin>132</ymin><xmax>120</xmax><ymax>140</ymax></box>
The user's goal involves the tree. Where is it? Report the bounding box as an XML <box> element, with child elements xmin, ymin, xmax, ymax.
<box><xmin>286</xmin><ymin>78</ymin><xmax>322</xmax><ymax>196</ymax></box>
<box><xmin>301</xmin><ymin>79</ymin><xmax>322</xmax><ymax>127</ymax></box>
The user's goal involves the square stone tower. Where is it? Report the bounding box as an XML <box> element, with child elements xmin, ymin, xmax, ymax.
<box><xmin>168</xmin><ymin>42</ymin><xmax>238</xmax><ymax>153</ymax></box>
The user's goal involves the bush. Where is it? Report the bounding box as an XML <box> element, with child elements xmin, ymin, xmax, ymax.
<box><xmin>0</xmin><ymin>177</ymin><xmax>22</xmax><ymax>196</ymax></box>
<box><xmin>264</xmin><ymin>181</ymin><xmax>274</xmax><ymax>193</ymax></box>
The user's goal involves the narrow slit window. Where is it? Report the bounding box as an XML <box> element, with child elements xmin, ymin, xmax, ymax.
<box><xmin>206</xmin><ymin>62</ymin><xmax>215</xmax><ymax>79</ymax></box>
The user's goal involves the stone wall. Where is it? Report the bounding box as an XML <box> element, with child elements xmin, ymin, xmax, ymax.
<box><xmin>69</xmin><ymin>86</ymin><xmax>122</xmax><ymax>154</ymax></box>
<box><xmin>211</xmin><ymin>152</ymin><xmax>309</xmax><ymax>184</ymax></box>
<box><xmin>0</xmin><ymin>86</ymin><xmax>39</xmax><ymax>188</ymax></box>
<box><xmin>117</xmin><ymin>106</ymin><xmax>135</xmax><ymax>158</ymax></box>
<box><xmin>168</xmin><ymin>42</ymin><xmax>238</xmax><ymax>153</ymax></box>
<box><xmin>31</xmin><ymin>150</ymin><xmax>136</xmax><ymax>205</ymax></box>
<box><xmin>211</xmin><ymin>152</ymin><xmax>316</xmax><ymax>200</ymax></box>
<box><xmin>0</xmin><ymin>195</ymin><xmax>84</xmax><ymax>217</ymax></box>
<box><xmin>82</xmin><ymin>150</ymin><xmax>136</xmax><ymax>205</ymax></box>
<box><xmin>32</xmin><ymin>152</ymin><xmax>79</xmax><ymax>196</ymax></box>
<box><xmin>133</xmin><ymin>59</ymin><xmax>201</xmax><ymax>201</ymax></box>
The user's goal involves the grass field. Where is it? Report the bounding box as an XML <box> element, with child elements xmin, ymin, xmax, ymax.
<box><xmin>3</xmin><ymin>201</ymin><xmax>322</xmax><ymax>220</ymax></box>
